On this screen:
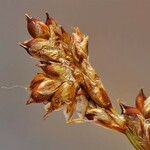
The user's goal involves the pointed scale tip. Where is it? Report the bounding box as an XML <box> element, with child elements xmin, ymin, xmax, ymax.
<box><xmin>119</xmin><ymin>102</ymin><xmax>133</xmax><ymax>114</ymax></box>
<box><xmin>19</xmin><ymin>42</ymin><xmax>28</xmax><ymax>50</ymax></box>
<box><xmin>139</xmin><ymin>88</ymin><xmax>146</xmax><ymax>100</ymax></box>
<box><xmin>135</xmin><ymin>88</ymin><xmax>147</xmax><ymax>114</ymax></box>
<box><xmin>119</xmin><ymin>102</ymin><xmax>141</xmax><ymax>116</ymax></box>
<box><xmin>45</xmin><ymin>12</ymin><xmax>52</xmax><ymax>25</ymax></box>
<box><xmin>45</xmin><ymin>12</ymin><xmax>50</xmax><ymax>19</ymax></box>
<box><xmin>140</xmin><ymin>88</ymin><xmax>144</xmax><ymax>94</ymax></box>
<box><xmin>19</xmin><ymin>42</ymin><xmax>31</xmax><ymax>55</ymax></box>
<box><xmin>119</xmin><ymin>102</ymin><xmax>126</xmax><ymax>115</ymax></box>
<box><xmin>25</xmin><ymin>14</ymin><xmax>32</xmax><ymax>21</ymax></box>
<box><xmin>45</xmin><ymin>12</ymin><xmax>56</xmax><ymax>26</ymax></box>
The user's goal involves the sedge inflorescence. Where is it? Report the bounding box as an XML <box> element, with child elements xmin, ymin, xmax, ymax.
<box><xmin>20</xmin><ymin>13</ymin><xmax>150</xmax><ymax>149</ymax></box>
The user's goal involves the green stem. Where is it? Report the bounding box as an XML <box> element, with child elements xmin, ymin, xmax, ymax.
<box><xmin>125</xmin><ymin>129</ymin><xmax>144</xmax><ymax>150</ymax></box>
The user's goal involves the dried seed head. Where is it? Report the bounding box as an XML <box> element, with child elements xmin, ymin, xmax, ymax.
<box><xmin>26</xmin><ymin>14</ymin><xmax>50</xmax><ymax>39</ymax></box>
<box><xmin>20</xmin><ymin>13</ymin><xmax>150</xmax><ymax>149</ymax></box>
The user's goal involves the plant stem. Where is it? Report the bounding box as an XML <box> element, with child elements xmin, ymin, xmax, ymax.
<box><xmin>125</xmin><ymin>129</ymin><xmax>144</xmax><ymax>150</ymax></box>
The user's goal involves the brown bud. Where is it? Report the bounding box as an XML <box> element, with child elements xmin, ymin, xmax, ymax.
<box><xmin>45</xmin><ymin>12</ymin><xmax>57</xmax><ymax>27</ymax></box>
<box><xmin>54</xmin><ymin>81</ymin><xmax>77</xmax><ymax>104</ymax></box>
<box><xmin>25</xmin><ymin>14</ymin><xmax>50</xmax><ymax>39</ymax></box>
<box><xmin>45</xmin><ymin>13</ymin><xmax>71</xmax><ymax>44</ymax></box>
<box><xmin>20</xmin><ymin>38</ymin><xmax>64</xmax><ymax>62</ymax></box>
<box><xmin>37</xmin><ymin>77</ymin><xmax>62</xmax><ymax>95</ymax></box>
<box><xmin>38</xmin><ymin>63</ymin><xmax>70</xmax><ymax>80</ymax></box>
<box><xmin>136</xmin><ymin>89</ymin><xmax>146</xmax><ymax>114</ymax></box>
<box><xmin>29</xmin><ymin>73</ymin><xmax>61</xmax><ymax>104</ymax></box>
<box><xmin>43</xmin><ymin>92</ymin><xmax>65</xmax><ymax>119</ymax></box>
<box><xmin>72</xmin><ymin>27</ymin><xmax>88</xmax><ymax>54</ymax></box>
<box><xmin>43</xmin><ymin>81</ymin><xmax>76</xmax><ymax>119</ymax></box>
<box><xmin>30</xmin><ymin>85</ymin><xmax>49</xmax><ymax>104</ymax></box>
<box><xmin>29</xmin><ymin>73</ymin><xmax>46</xmax><ymax>90</ymax></box>
<box><xmin>38</xmin><ymin>63</ymin><xmax>61</xmax><ymax>77</ymax></box>
<box><xmin>43</xmin><ymin>81</ymin><xmax>77</xmax><ymax>120</ymax></box>
<box><xmin>83</xmin><ymin>75</ymin><xmax>112</xmax><ymax>108</ymax></box>
<box><xmin>19</xmin><ymin>38</ymin><xmax>50</xmax><ymax>57</ymax></box>
<box><xmin>99</xmin><ymin>88</ymin><xmax>112</xmax><ymax>108</ymax></box>
<box><xmin>21</xmin><ymin>38</ymin><xmax>49</xmax><ymax>50</ymax></box>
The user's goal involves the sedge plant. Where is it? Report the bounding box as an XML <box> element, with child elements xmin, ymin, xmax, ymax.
<box><xmin>19</xmin><ymin>13</ymin><xmax>150</xmax><ymax>150</ymax></box>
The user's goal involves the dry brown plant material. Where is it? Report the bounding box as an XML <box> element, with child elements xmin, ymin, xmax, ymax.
<box><xmin>20</xmin><ymin>13</ymin><xmax>150</xmax><ymax>150</ymax></box>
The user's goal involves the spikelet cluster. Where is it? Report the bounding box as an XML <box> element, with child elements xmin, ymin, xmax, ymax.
<box><xmin>20</xmin><ymin>13</ymin><xmax>150</xmax><ymax>149</ymax></box>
